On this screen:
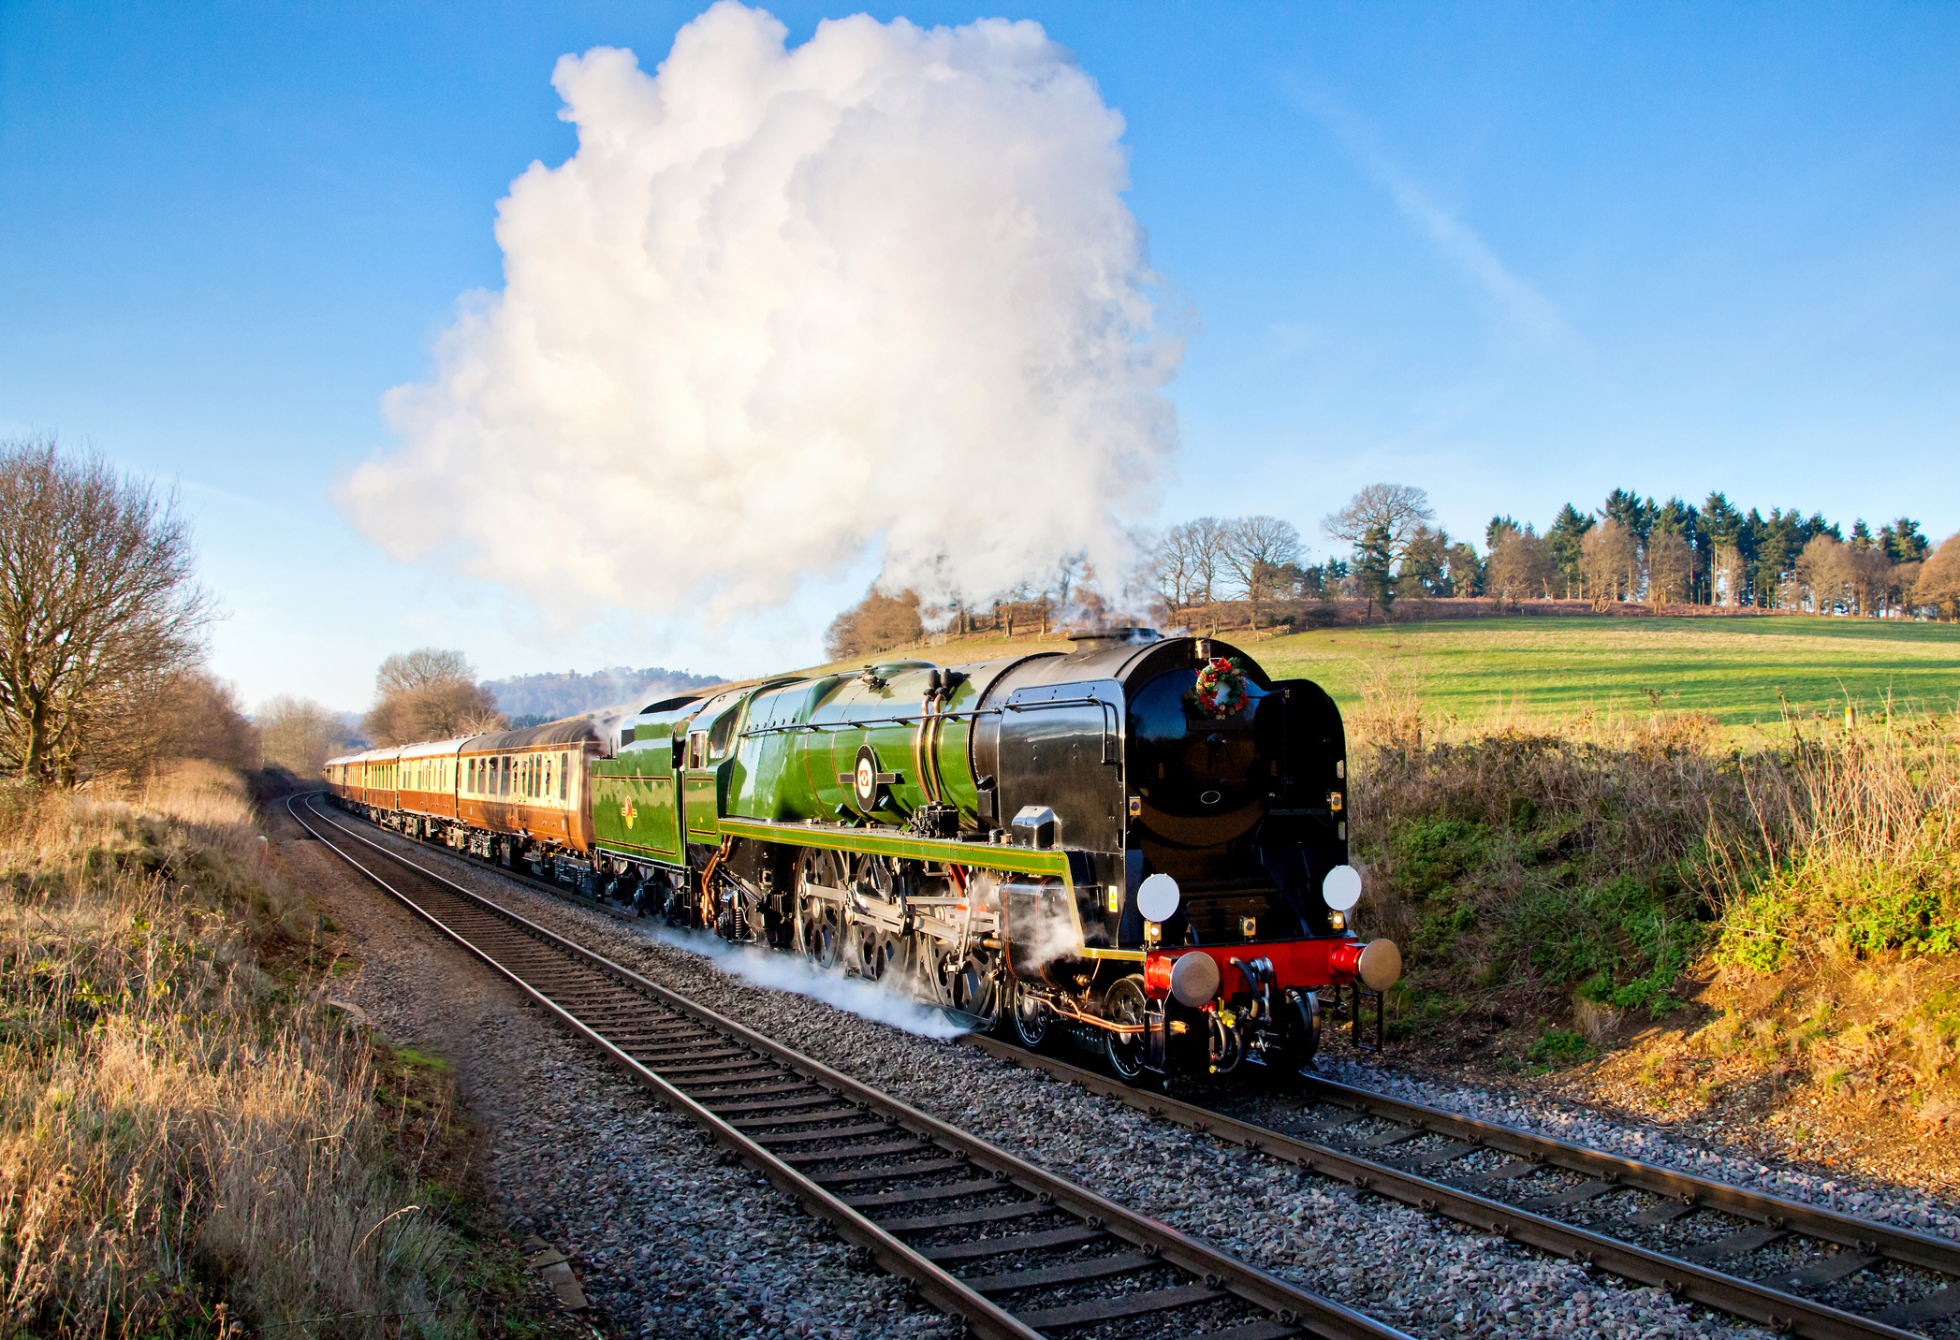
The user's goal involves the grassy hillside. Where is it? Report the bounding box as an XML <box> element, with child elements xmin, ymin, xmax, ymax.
<box><xmin>1250</xmin><ymin>616</ymin><xmax>1960</xmax><ymax>730</ymax></box>
<box><xmin>806</xmin><ymin>615</ymin><xmax>1960</xmax><ymax>736</ymax></box>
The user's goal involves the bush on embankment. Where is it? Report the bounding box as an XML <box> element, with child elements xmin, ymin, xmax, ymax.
<box><xmin>1349</xmin><ymin>669</ymin><xmax>1960</xmax><ymax>1116</ymax></box>
<box><xmin>0</xmin><ymin>763</ymin><xmax>474</xmax><ymax>1339</ymax></box>
<box><xmin>1701</xmin><ymin>718</ymin><xmax>1960</xmax><ymax>1115</ymax></box>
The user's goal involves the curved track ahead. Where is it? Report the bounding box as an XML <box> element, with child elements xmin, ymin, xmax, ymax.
<box><xmin>965</xmin><ymin>1039</ymin><xmax>1960</xmax><ymax>1340</ymax></box>
<box><xmin>290</xmin><ymin>794</ymin><xmax>1409</xmax><ymax>1340</ymax></box>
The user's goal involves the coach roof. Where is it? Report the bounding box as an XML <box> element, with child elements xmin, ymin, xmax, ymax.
<box><xmin>460</xmin><ymin>718</ymin><xmax>607</xmax><ymax>753</ymax></box>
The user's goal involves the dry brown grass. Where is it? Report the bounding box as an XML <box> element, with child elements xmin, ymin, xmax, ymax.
<box><xmin>1346</xmin><ymin>664</ymin><xmax>1960</xmax><ymax>1119</ymax></box>
<box><xmin>1697</xmin><ymin>713</ymin><xmax>1960</xmax><ymax>1121</ymax></box>
<box><xmin>0</xmin><ymin>764</ymin><xmax>472</xmax><ymax>1338</ymax></box>
<box><xmin>1346</xmin><ymin>661</ymin><xmax>1757</xmax><ymax>1046</ymax></box>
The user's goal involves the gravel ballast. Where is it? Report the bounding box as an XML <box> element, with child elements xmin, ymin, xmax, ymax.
<box><xmin>277</xmin><ymin>802</ymin><xmax>954</xmax><ymax>1340</ymax></box>
<box><xmin>302</xmin><ymin>806</ymin><xmax>1959</xmax><ymax>1339</ymax></box>
<box><xmin>1301</xmin><ymin>1058</ymin><xmax>1960</xmax><ymax>1242</ymax></box>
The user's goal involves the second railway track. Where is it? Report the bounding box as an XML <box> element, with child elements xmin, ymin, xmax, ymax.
<box><xmin>290</xmin><ymin>793</ymin><xmax>1410</xmax><ymax>1340</ymax></box>
<box><xmin>963</xmin><ymin>1042</ymin><xmax>1960</xmax><ymax>1340</ymax></box>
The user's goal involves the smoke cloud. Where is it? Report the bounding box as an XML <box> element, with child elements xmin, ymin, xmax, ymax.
<box><xmin>342</xmin><ymin>2</ymin><xmax>1182</xmax><ymax>625</ymax></box>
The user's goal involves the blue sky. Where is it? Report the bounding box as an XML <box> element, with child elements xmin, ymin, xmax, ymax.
<box><xmin>4</xmin><ymin>2</ymin><xmax>1956</xmax><ymax>712</ymax></box>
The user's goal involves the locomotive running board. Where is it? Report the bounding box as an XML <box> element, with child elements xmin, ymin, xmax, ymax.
<box><xmin>714</xmin><ymin>816</ymin><xmax>1074</xmax><ymax>880</ymax></box>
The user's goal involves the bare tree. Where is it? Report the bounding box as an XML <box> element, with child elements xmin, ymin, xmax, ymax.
<box><xmin>0</xmin><ymin>437</ymin><xmax>216</xmax><ymax>782</ymax></box>
<box><xmin>1914</xmin><ymin>531</ymin><xmax>1960</xmax><ymax>621</ymax></box>
<box><xmin>1711</xmin><ymin>541</ymin><xmax>1748</xmax><ymax>608</ymax></box>
<box><xmin>1049</xmin><ymin>550</ymin><xmax>1088</xmax><ymax>611</ymax></box>
<box><xmin>258</xmin><ymin>695</ymin><xmax>350</xmax><ymax>777</ymax></box>
<box><xmin>363</xmin><ymin>647</ymin><xmax>505</xmax><ymax>745</ymax></box>
<box><xmin>1884</xmin><ymin>560</ymin><xmax>1922</xmax><ymax>618</ymax></box>
<box><xmin>1219</xmin><ymin>516</ymin><xmax>1302</xmax><ymax>624</ymax></box>
<box><xmin>1845</xmin><ymin>546</ymin><xmax>1893</xmax><ymax>617</ymax></box>
<box><xmin>1795</xmin><ymin>534</ymin><xmax>1847</xmax><ymax>613</ymax></box>
<box><xmin>1646</xmin><ymin>531</ymin><xmax>1693</xmax><ymax>609</ymax></box>
<box><xmin>376</xmin><ymin>648</ymin><xmax>474</xmax><ymax>697</ymax></box>
<box><xmin>1581</xmin><ymin>519</ymin><xmax>1637</xmax><ymax>610</ymax></box>
<box><xmin>1486</xmin><ymin>528</ymin><xmax>1554</xmax><ymax>603</ymax></box>
<box><xmin>1149</xmin><ymin>525</ymin><xmax>1202</xmax><ymax>617</ymax></box>
<box><xmin>79</xmin><ymin>668</ymin><xmax>255</xmax><ymax>780</ymax></box>
<box><xmin>1321</xmin><ymin>484</ymin><xmax>1436</xmax><ymax>567</ymax></box>
<box><xmin>1180</xmin><ymin>516</ymin><xmax>1228</xmax><ymax>607</ymax></box>
<box><xmin>823</xmin><ymin>588</ymin><xmax>924</xmax><ymax>662</ymax></box>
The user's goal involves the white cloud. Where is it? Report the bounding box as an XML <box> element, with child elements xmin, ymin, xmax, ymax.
<box><xmin>340</xmin><ymin>3</ymin><xmax>1182</xmax><ymax>627</ymax></box>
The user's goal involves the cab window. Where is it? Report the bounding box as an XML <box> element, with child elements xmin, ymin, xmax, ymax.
<box><xmin>686</xmin><ymin>732</ymin><xmax>707</xmax><ymax>769</ymax></box>
<box><xmin>707</xmin><ymin>706</ymin><xmax>741</xmax><ymax>761</ymax></box>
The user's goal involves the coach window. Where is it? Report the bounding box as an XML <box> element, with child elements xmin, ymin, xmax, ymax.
<box><xmin>560</xmin><ymin>752</ymin><xmax>570</xmax><ymax>801</ymax></box>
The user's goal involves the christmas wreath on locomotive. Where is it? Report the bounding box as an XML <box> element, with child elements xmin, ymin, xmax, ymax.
<box><xmin>324</xmin><ymin>628</ymin><xmax>1401</xmax><ymax>1080</ymax></box>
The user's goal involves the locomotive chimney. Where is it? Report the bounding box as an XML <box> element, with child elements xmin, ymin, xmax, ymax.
<box><xmin>1066</xmin><ymin>626</ymin><xmax>1162</xmax><ymax>651</ymax></box>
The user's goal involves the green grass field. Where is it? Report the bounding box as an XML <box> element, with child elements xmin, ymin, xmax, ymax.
<box><xmin>823</xmin><ymin>614</ymin><xmax>1960</xmax><ymax>734</ymax></box>
<box><xmin>1252</xmin><ymin>615</ymin><xmax>1960</xmax><ymax>729</ymax></box>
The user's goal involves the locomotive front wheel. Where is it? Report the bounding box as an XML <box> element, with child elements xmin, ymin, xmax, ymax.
<box><xmin>1009</xmin><ymin>980</ymin><xmax>1051</xmax><ymax>1050</ymax></box>
<box><xmin>1103</xmin><ymin>976</ymin><xmax>1150</xmax><ymax>1082</ymax></box>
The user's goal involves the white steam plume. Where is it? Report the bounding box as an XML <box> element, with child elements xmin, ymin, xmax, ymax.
<box><xmin>341</xmin><ymin>2</ymin><xmax>1183</xmax><ymax>625</ymax></box>
<box><xmin>643</xmin><ymin>922</ymin><xmax>968</xmax><ymax>1039</ymax></box>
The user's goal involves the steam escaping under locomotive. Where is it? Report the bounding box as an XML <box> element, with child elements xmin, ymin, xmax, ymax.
<box><xmin>324</xmin><ymin>629</ymin><xmax>1401</xmax><ymax>1081</ymax></box>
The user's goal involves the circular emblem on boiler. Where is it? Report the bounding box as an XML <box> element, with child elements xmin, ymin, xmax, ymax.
<box><xmin>853</xmin><ymin>745</ymin><xmax>882</xmax><ymax>809</ymax></box>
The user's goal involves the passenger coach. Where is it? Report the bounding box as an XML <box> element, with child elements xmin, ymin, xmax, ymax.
<box><xmin>326</xmin><ymin>720</ymin><xmax>608</xmax><ymax>875</ymax></box>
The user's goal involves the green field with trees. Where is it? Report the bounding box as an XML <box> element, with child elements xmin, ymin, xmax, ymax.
<box><xmin>1256</xmin><ymin>615</ymin><xmax>1960</xmax><ymax>731</ymax></box>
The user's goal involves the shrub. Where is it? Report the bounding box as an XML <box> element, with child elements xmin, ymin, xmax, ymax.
<box><xmin>1712</xmin><ymin>719</ymin><xmax>1960</xmax><ymax>971</ymax></box>
<box><xmin>1526</xmin><ymin>1029</ymin><xmax>1593</xmax><ymax>1064</ymax></box>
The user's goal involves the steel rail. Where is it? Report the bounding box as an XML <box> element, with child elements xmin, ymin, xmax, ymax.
<box><xmin>1297</xmin><ymin>1075</ymin><xmax>1960</xmax><ymax>1279</ymax></box>
<box><xmin>288</xmin><ymin>794</ymin><xmax>1410</xmax><ymax>1340</ymax></box>
<box><xmin>963</xmin><ymin>1035</ymin><xmax>1948</xmax><ymax>1340</ymax></box>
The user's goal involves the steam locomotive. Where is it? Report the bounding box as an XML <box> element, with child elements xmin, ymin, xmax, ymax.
<box><xmin>324</xmin><ymin>629</ymin><xmax>1401</xmax><ymax>1081</ymax></box>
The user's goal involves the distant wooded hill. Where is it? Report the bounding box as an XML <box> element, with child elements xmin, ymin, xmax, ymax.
<box><xmin>484</xmin><ymin>666</ymin><xmax>724</xmax><ymax>726</ymax></box>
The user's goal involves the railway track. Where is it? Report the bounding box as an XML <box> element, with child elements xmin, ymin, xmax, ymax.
<box><xmin>966</xmin><ymin>1037</ymin><xmax>1960</xmax><ymax>1340</ymax></box>
<box><xmin>289</xmin><ymin>794</ymin><xmax>1410</xmax><ymax>1340</ymax></box>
